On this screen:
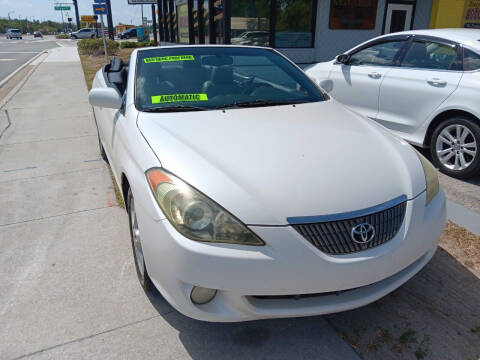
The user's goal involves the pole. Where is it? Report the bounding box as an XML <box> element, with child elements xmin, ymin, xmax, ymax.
<box><xmin>105</xmin><ymin>0</ymin><xmax>114</xmax><ymax>40</ymax></box>
<box><xmin>152</xmin><ymin>4</ymin><xmax>158</xmax><ymax>46</ymax></box>
<box><xmin>73</xmin><ymin>0</ymin><xmax>80</xmax><ymax>31</ymax></box>
<box><xmin>157</xmin><ymin>0</ymin><xmax>163</xmax><ymax>41</ymax></box>
<box><xmin>60</xmin><ymin>8</ymin><xmax>65</xmax><ymax>34</ymax></box>
<box><xmin>100</xmin><ymin>15</ymin><xmax>108</xmax><ymax>63</ymax></box>
<box><xmin>141</xmin><ymin>5</ymin><xmax>144</xmax><ymax>26</ymax></box>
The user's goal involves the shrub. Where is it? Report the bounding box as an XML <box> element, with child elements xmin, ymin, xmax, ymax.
<box><xmin>120</xmin><ymin>41</ymin><xmax>138</xmax><ymax>48</ymax></box>
<box><xmin>119</xmin><ymin>40</ymin><xmax>156</xmax><ymax>49</ymax></box>
<box><xmin>56</xmin><ymin>34</ymin><xmax>69</xmax><ymax>39</ymax></box>
<box><xmin>78</xmin><ymin>39</ymin><xmax>119</xmax><ymax>56</ymax></box>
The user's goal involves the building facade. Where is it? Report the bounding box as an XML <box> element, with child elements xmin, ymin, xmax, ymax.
<box><xmin>151</xmin><ymin>0</ymin><xmax>474</xmax><ymax>63</ymax></box>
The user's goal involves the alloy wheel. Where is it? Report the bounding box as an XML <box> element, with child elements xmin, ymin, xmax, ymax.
<box><xmin>435</xmin><ymin>124</ymin><xmax>477</xmax><ymax>171</ymax></box>
<box><xmin>129</xmin><ymin>197</ymin><xmax>145</xmax><ymax>280</ymax></box>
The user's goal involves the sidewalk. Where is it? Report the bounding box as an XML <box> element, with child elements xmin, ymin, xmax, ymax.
<box><xmin>0</xmin><ymin>46</ymin><xmax>359</xmax><ymax>359</ymax></box>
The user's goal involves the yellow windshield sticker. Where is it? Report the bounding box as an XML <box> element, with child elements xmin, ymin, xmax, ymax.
<box><xmin>144</xmin><ymin>55</ymin><xmax>194</xmax><ymax>63</ymax></box>
<box><xmin>151</xmin><ymin>93</ymin><xmax>208</xmax><ymax>104</ymax></box>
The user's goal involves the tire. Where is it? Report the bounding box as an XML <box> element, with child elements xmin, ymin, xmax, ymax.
<box><xmin>430</xmin><ymin>115</ymin><xmax>480</xmax><ymax>179</ymax></box>
<box><xmin>91</xmin><ymin>34</ymin><xmax>95</xmax><ymax>39</ymax></box>
<box><xmin>71</xmin><ymin>35</ymin><xmax>77</xmax><ymax>39</ymax></box>
<box><xmin>127</xmin><ymin>188</ymin><xmax>155</xmax><ymax>292</ymax></box>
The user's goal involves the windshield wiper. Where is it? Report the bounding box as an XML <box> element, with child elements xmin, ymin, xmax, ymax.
<box><xmin>220</xmin><ymin>99</ymin><xmax>309</xmax><ymax>109</ymax></box>
<box><xmin>142</xmin><ymin>105</ymin><xmax>207</xmax><ymax>112</ymax></box>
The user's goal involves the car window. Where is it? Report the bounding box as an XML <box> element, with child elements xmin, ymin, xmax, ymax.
<box><xmin>401</xmin><ymin>41</ymin><xmax>457</xmax><ymax>70</ymax></box>
<box><xmin>348</xmin><ymin>41</ymin><xmax>406</xmax><ymax>66</ymax></box>
<box><xmin>463</xmin><ymin>48</ymin><xmax>480</xmax><ymax>71</ymax></box>
<box><xmin>135</xmin><ymin>47</ymin><xmax>325</xmax><ymax>111</ymax></box>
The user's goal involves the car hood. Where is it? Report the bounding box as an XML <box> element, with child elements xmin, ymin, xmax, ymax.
<box><xmin>137</xmin><ymin>101</ymin><xmax>425</xmax><ymax>225</ymax></box>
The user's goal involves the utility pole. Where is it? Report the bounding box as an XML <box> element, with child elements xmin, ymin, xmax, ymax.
<box><xmin>152</xmin><ymin>4</ymin><xmax>158</xmax><ymax>46</ymax></box>
<box><xmin>73</xmin><ymin>0</ymin><xmax>80</xmax><ymax>31</ymax></box>
<box><xmin>105</xmin><ymin>0</ymin><xmax>114</xmax><ymax>40</ymax></box>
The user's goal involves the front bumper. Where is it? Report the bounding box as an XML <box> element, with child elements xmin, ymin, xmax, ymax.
<box><xmin>136</xmin><ymin>190</ymin><xmax>446</xmax><ymax>322</ymax></box>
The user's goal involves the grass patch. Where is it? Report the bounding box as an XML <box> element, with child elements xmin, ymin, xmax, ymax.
<box><xmin>78</xmin><ymin>49</ymin><xmax>134</xmax><ymax>208</ymax></box>
<box><xmin>440</xmin><ymin>221</ymin><xmax>480</xmax><ymax>276</ymax></box>
<box><xmin>415</xmin><ymin>348</ymin><xmax>427</xmax><ymax>359</ymax></box>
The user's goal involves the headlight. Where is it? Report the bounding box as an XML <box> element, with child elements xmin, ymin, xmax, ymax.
<box><xmin>414</xmin><ymin>150</ymin><xmax>439</xmax><ymax>206</ymax></box>
<box><xmin>146</xmin><ymin>168</ymin><xmax>264</xmax><ymax>246</ymax></box>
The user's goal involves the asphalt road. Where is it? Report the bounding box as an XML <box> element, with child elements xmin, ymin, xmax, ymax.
<box><xmin>0</xmin><ymin>35</ymin><xmax>58</xmax><ymax>83</ymax></box>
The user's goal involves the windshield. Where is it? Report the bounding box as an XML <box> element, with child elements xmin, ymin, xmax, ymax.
<box><xmin>135</xmin><ymin>47</ymin><xmax>325</xmax><ymax>112</ymax></box>
<box><xmin>10</xmin><ymin>29</ymin><xmax>20</xmax><ymax>33</ymax></box>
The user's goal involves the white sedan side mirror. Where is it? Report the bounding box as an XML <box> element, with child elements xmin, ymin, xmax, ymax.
<box><xmin>89</xmin><ymin>88</ymin><xmax>122</xmax><ymax>109</ymax></box>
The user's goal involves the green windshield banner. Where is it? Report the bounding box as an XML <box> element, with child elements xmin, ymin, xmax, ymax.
<box><xmin>151</xmin><ymin>93</ymin><xmax>208</xmax><ymax>104</ymax></box>
<box><xmin>144</xmin><ymin>55</ymin><xmax>195</xmax><ymax>63</ymax></box>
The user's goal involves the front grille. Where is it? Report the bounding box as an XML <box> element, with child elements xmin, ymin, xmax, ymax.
<box><xmin>292</xmin><ymin>201</ymin><xmax>406</xmax><ymax>255</ymax></box>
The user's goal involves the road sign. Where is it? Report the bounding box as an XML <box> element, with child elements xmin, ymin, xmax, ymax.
<box><xmin>55</xmin><ymin>6</ymin><xmax>71</xmax><ymax>11</ymax></box>
<box><xmin>93</xmin><ymin>0</ymin><xmax>106</xmax><ymax>3</ymax></box>
<box><xmin>81</xmin><ymin>15</ymin><xmax>97</xmax><ymax>22</ymax></box>
<box><xmin>128</xmin><ymin>0</ymin><xmax>157</xmax><ymax>4</ymax></box>
<box><xmin>93</xmin><ymin>4</ymin><xmax>108</xmax><ymax>15</ymax></box>
<box><xmin>68</xmin><ymin>17</ymin><xmax>72</xmax><ymax>22</ymax></box>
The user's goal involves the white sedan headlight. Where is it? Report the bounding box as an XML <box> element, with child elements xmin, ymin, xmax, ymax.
<box><xmin>146</xmin><ymin>168</ymin><xmax>264</xmax><ymax>246</ymax></box>
<box><xmin>414</xmin><ymin>150</ymin><xmax>440</xmax><ymax>206</ymax></box>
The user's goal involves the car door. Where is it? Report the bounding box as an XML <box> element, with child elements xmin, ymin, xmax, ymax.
<box><xmin>376</xmin><ymin>37</ymin><xmax>463</xmax><ymax>136</ymax></box>
<box><xmin>328</xmin><ymin>38</ymin><xmax>409</xmax><ymax>119</ymax></box>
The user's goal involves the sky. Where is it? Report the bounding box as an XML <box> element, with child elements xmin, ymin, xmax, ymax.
<box><xmin>0</xmin><ymin>0</ymin><xmax>155</xmax><ymax>25</ymax></box>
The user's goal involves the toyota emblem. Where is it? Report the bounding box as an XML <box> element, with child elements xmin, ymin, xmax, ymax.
<box><xmin>351</xmin><ymin>223</ymin><xmax>375</xmax><ymax>244</ymax></box>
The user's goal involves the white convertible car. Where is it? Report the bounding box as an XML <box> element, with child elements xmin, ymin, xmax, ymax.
<box><xmin>89</xmin><ymin>45</ymin><xmax>445</xmax><ymax>322</ymax></box>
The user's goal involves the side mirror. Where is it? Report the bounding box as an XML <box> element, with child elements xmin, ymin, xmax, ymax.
<box><xmin>319</xmin><ymin>79</ymin><xmax>333</xmax><ymax>93</ymax></box>
<box><xmin>336</xmin><ymin>54</ymin><xmax>350</xmax><ymax>64</ymax></box>
<box><xmin>89</xmin><ymin>88</ymin><xmax>122</xmax><ymax>109</ymax></box>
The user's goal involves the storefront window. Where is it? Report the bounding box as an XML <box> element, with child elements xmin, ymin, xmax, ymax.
<box><xmin>329</xmin><ymin>0</ymin><xmax>378</xmax><ymax>30</ymax></box>
<box><xmin>177</xmin><ymin>0</ymin><xmax>189</xmax><ymax>43</ymax></box>
<box><xmin>230</xmin><ymin>0</ymin><xmax>270</xmax><ymax>47</ymax></box>
<box><xmin>275</xmin><ymin>0</ymin><xmax>314</xmax><ymax>48</ymax></box>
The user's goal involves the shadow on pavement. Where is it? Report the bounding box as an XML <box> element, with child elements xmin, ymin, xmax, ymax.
<box><xmin>144</xmin><ymin>288</ymin><xmax>356</xmax><ymax>359</ymax></box>
<box><xmin>325</xmin><ymin>248</ymin><xmax>480</xmax><ymax>359</ymax></box>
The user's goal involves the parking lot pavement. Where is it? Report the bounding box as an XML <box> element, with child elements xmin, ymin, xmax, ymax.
<box><xmin>0</xmin><ymin>46</ymin><xmax>359</xmax><ymax>360</ymax></box>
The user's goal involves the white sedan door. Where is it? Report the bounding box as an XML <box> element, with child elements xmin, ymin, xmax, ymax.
<box><xmin>328</xmin><ymin>40</ymin><xmax>408</xmax><ymax>119</ymax></box>
<box><xmin>376</xmin><ymin>39</ymin><xmax>463</xmax><ymax>136</ymax></box>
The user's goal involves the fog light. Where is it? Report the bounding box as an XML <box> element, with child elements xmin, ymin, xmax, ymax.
<box><xmin>190</xmin><ymin>286</ymin><xmax>217</xmax><ymax>305</ymax></box>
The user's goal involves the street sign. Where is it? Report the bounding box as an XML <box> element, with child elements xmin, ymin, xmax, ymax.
<box><xmin>93</xmin><ymin>0</ymin><xmax>106</xmax><ymax>3</ymax></box>
<box><xmin>128</xmin><ymin>0</ymin><xmax>157</xmax><ymax>4</ymax></box>
<box><xmin>55</xmin><ymin>6</ymin><xmax>71</xmax><ymax>11</ymax></box>
<box><xmin>68</xmin><ymin>17</ymin><xmax>72</xmax><ymax>22</ymax></box>
<box><xmin>93</xmin><ymin>4</ymin><xmax>108</xmax><ymax>15</ymax></box>
<box><xmin>81</xmin><ymin>15</ymin><xmax>97</xmax><ymax>22</ymax></box>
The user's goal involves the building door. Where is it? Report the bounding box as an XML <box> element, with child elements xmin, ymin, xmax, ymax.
<box><xmin>383</xmin><ymin>2</ymin><xmax>414</xmax><ymax>34</ymax></box>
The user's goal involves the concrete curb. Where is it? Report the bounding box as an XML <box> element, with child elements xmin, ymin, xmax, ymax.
<box><xmin>0</xmin><ymin>49</ymin><xmax>48</xmax><ymax>89</ymax></box>
<box><xmin>447</xmin><ymin>200</ymin><xmax>480</xmax><ymax>236</ymax></box>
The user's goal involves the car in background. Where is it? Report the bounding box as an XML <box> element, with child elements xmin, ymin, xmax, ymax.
<box><xmin>231</xmin><ymin>31</ymin><xmax>269</xmax><ymax>46</ymax></box>
<box><xmin>34</xmin><ymin>31</ymin><xmax>43</xmax><ymax>38</ymax></box>
<box><xmin>306</xmin><ymin>29</ymin><xmax>480</xmax><ymax>179</ymax></box>
<box><xmin>70</xmin><ymin>28</ymin><xmax>98</xmax><ymax>39</ymax></box>
<box><xmin>6</xmin><ymin>29</ymin><xmax>22</xmax><ymax>39</ymax></box>
<box><xmin>119</xmin><ymin>27</ymin><xmax>137</xmax><ymax>39</ymax></box>
<box><xmin>87</xmin><ymin>45</ymin><xmax>445</xmax><ymax>322</ymax></box>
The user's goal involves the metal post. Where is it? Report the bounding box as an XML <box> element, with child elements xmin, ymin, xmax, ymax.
<box><xmin>157</xmin><ymin>0</ymin><xmax>164</xmax><ymax>42</ymax></box>
<box><xmin>141</xmin><ymin>5</ymin><xmax>144</xmax><ymax>26</ymax></box>
<box><xmin>100</xmin><ymin>15</ymin><xmax>108</xmax><ymax>63</ymax></box>
<box><xmin>105</xmin><ymin>0</ymin><xmax>114</xmax><ymax>40</ymax></box>
<box><xmin>152</xmin><ymin>4</ymin><xmax>158</xmax><ymax>46</ymax></box>
<box><xmin>73</xmin><ymin>0</ymin><xmax>80</xmax><ymax>31</ymax></box>
<box><xmin>61</xmin><ymin>9</ymin><xmax>66</xmax><ymax>34</ymax></box>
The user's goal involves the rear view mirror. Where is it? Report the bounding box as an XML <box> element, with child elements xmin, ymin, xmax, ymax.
<box><xmin>336</xmin><ymin>54</ymin><xmax>350</xmax><ymax>64</ymax></box>
<box><xmin>89</xmin><ymin>88</ymin><xmax>122</xmax><ymax>109</ymax></box>
<box><xmin>319</xmin><ymin>79</ymin><xmax>333</xmax><ymax>93</ymax></box>
<box><xmin>201</xmin><ymin>55</ymin><xmax>234</xmax><ymax>66</ymax></box>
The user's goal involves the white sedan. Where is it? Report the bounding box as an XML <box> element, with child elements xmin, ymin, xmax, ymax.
<box><xmin>306</xmin><ymin>29</ymin><xmax>480</xmax><ymax>179</ymax></box>
<box><xmin>88</xmin><ymin>45</ymin><xmax>445</xmax><ymax>322</ymax></box>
